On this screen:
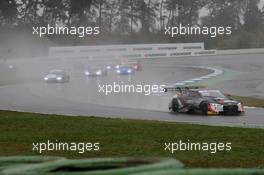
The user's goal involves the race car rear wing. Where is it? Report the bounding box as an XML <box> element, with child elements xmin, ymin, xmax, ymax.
<box><xmin>163</xmin><ymin>86</ymin><xmax>203</xmax><ymax>93</ymax></box>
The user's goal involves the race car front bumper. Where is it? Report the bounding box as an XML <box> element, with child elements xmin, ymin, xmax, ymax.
<box><xmin>207</xmin><ymin>103</ymin><xmax>245</xmax><ymax>115</ymax></box>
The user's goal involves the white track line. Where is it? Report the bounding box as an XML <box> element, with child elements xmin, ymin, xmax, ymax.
<box><xmin>168</xmin><ymin>66</ymin><xmax>223</xmax><ymax>87</ymax></box>
<box><xmin>244</xmin><ymin>106</ymin><xmax>257</xmax><ymax>109</ymax></box>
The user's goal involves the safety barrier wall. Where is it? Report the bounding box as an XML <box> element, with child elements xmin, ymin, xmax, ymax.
<box><xmin>194</xmin><ymin>50</ymin><xmax>217</xmax><ymax>56</ymax></box>
<box><xmin>48</xmin><ymin>43</ymin><xmax>218</xmax><ymax>59</ymax></box>
<box><xmin>217</xmin><ymin>48</ymin><xmax>264</xmax><ymax>55</ymax></box>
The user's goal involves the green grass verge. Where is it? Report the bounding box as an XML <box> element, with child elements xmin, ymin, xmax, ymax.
<box><xmin>0</xmin><ymin>110</ymin><xmax>263</xmax><ymax>168</ymax></box>
<box><xmin>231</xmin><ymin>95</ymin><xmax>264</xmax><ymax>108</ymax></box>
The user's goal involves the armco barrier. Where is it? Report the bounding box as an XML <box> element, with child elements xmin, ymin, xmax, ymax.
<box><xmin>194</xmin><ymin>50</ymin><xmax>217</xmax><ymax>56</ymax></box>
<box><xmin>49</xmin><ymin>43</ymin><xmax>206</xmax><ymax>59</ymax></box>
<box><xmin>217</xmin><ymin>48</ymin><xmax>264</xmax><ymax>55</ymax></box>
<box><xmin>47</xmin><ymin>44</ymin><xmax>264</xmax><ymax>60</ymax></box>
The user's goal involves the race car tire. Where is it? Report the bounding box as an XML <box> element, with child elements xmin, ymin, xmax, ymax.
<box><xmin>200</xmin><ymin>102</ymin><xmax>208</xmax><ymax>115</ymax></box>
<box><xmin>171</xmin><ymin>98</ymin><xmax>179</xmax><ymax>113</ymax></box>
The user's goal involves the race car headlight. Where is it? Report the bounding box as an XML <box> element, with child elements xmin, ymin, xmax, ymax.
<box><xmin>44</xmin><ymin>77</ymin><xmax>48</xmax><ymax>81</ymax></box>
<box><xmin>127</xmin><ymin>69</ymin><xmax>132</xmax><ymax>73</ymax></box>
<box><xmin>237</xmin><ymin>103</ymin><xmax>245</xmax><ymax>112</ymax></box>
<box><xmin>96</xmin><ymin>70</ymin><xmax>102</xmax><ymax>75</ymax></box>
<box><xmin>116</xmin><ymin>70</ymin><xmax>121</xmax><ymax>73</ymax></box>
<box><xmin>208</xmin><ymin>103</ymin><xmax>223</xmax><ymax>112</ymax></box>
<box><xmin>56</xmin><ymin>77</ymin><xmax>62</xmax><ymax>81</ymax></box>
<box><xmin>106</xmin><ymin>66</ymin><xmax>111</xmax><ymax>69</ymax></box>
<box><xmin>85</xmin><ymin>71</ymin><xmax>90</xmax><ymax>75</ymax></box>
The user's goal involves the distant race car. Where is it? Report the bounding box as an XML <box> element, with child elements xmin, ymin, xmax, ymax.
<box><xmin>84</xmin><ymin>66</ymin><xmax>107</xmax><ymax>77</ymax></box>
<box><xmin>0</xmin><ymin>62</ymin><xmax>17</xmax><ymax>82</ymax></box>
<box><xmin>44</xmin><ymin>70</ymin><xmax>70</xmax><ymax>83</ymax></box>
<box><xmin>115</xmin><ymin>60</ymin><xmax>142</xmax><ymax>71</ymax></box>
<box><xmin>0</xmin><ymin>61</ymin><xmax>16</xmax><ymax>72</ymax></box>
<box><xmin>115</xmin><ymin>64</ymin><xmax>122</xmax><ymax>69</ymax></box>
<box><xmin>129</xmin><ymin>61</ymin><xmax>142</xmax><ymax>71</ymax></box>
<box><xmin>166</xmin><ymin>87</ymin><xmax>245</xmax><ymax>115</ymax></box>
<box><xmin>116</xmin><ymin>65</ymin><xmax>134</xmax><ymax>75</ymax></box>
<box><xmin>105</xmin><ymin>65</ymin><xmax>113</xmax><ymax>70</ymax></box>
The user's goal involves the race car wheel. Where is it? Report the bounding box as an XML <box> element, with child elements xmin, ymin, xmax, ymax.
<box><xmin>200</xmin><ymin>102</ymin><xmax>208</xmax><ymax>115</ymax></box>
<box><xmin>171</xmin><ymin>98</ymin><xmax>179</xmax><ymax>112</ymax></box>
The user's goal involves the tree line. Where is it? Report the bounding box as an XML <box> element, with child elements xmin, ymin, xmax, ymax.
<box><xmin>0</xmin><ymin>0</ymin><xmax>264</xmax><ymax>48</ymax></box>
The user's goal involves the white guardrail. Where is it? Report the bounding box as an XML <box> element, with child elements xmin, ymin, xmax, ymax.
<box><xmin>49</xmin><ymin>43</ymin><xmax>217</xmax><ymax>59</ymax></box>
<box><xmin>217</xmin><ymin>48</ymin><xmax>264</xmax><ymax>55</ymax></box>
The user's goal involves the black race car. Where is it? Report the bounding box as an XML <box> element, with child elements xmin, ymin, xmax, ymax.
<box><xmin>166</xmin><ymin>87</ymin><xmax>245</xmax><ymax>115</ymax></box>
<box><xmin>44</xmin><ymin>70</ymin><xmax>70</xmax><ymax>83</ymax></box>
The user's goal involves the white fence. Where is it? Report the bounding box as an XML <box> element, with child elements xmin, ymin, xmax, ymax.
<box><xmin>49</xmin><ymin>43</ymin><xmax>217</xmax><ymax>59</ymax></box>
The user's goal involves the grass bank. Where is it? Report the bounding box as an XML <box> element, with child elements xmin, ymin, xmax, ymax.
<box><xmin>0</xmin><ymin>110</ymin><xmax>263</xmax><ymax>168</ymax></box>
<box><xmin>231</xmin><ymin>95</ymin><xmax>264</xmax><ymax>108</ymax></box>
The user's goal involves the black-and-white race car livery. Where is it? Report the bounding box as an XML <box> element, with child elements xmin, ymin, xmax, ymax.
<box><xmin>167</xmin><ymin>88</ymin><xmax>245</xmax><ymax>115</ymax></box>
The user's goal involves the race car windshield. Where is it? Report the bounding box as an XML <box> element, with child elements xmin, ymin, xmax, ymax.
<box><xmin>89</xmin><ymin>67</ymin><xmax>101</xmax><ymax>71</ymax></box>
<box><xmin>199</xmin><ymin>91</ymin><xmax>226</xmax><ymax>98</ymax></box>
<box><xmin>50</xmin><ymin>70</ymin><xmax>63</xmax><ymax>74</ymax></box>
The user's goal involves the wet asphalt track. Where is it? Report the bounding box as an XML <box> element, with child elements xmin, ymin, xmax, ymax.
<box><xmin>0</xmin><ymin>54</ymin><xmax>264</xmax><ymax>127</ymax></box>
